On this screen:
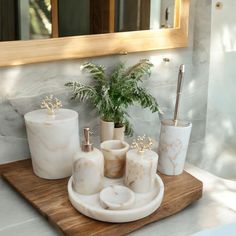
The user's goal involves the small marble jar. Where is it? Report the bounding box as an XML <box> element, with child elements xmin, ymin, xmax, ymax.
<box><xmin>125</xmin><ymin>149</ymin><xmax>158</xmax><ymax>193</ymax></box>
<box><xmin>100</xmin><ymin>140</ymin><xmax>129</xmax><ymax>178</ymax></box>
<box><xmin>24</xmin><ymin>108</ymin><xmax>79</xmax><ymax>179</ymax></box>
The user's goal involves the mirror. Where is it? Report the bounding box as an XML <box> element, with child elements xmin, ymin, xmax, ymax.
<box><xmin>0</xmin><ymin>0</ymin><xmax>176</xmax><ymax>41</ymax></box>
<box><xmin>0</xmin><ymin>0</ymin><xmax>189</xmax><ymax>67</ymax></box>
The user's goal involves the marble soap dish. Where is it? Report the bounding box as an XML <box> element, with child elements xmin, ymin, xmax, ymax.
<box><xmin>68</xmin><ymin>175</ymin><xmax>164</xmax><ymax>223</ymax></box>
<box><xmin>99</xmin><ymin>185</ymin><xmax>135</xmax><ymax>210</ymax></box>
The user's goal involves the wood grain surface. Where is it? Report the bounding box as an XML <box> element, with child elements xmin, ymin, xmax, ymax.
<box><xmin>0</xmin><ymin>160</ymin><xmax>202</xmax><ymax>236</ymax></box>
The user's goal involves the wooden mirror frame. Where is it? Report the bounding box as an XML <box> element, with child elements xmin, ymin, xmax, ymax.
<box><xmin>0</xmin><ymin>0</ymin><xmax>189</xmax><ymax>67</ymax></box>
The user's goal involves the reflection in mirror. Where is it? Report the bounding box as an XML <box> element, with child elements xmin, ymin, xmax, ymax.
<box><xmin>28</xmin><ymin>0</ymin><xmax>52</xmax><ymax>39</ymax></box>
<box><xmin>0</xmin><ymin>0</ymin><xmax>176</xmax><ymax>41</ymax></box>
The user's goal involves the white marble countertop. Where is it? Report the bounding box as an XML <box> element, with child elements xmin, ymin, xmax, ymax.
<box><xmin>0</xmin><ymin>164</ymin><xmax>236</xmax><ymax>236</ymax></box>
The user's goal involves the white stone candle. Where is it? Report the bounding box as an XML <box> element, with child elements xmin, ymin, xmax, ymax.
<box><xmin>125</xmin><ymin>149</ymin><xmax>158</xmax><ymax>193</ymax></box>
<box><xmin>24</xmin><ymin>108</ymin><xmax>79</xmax><ymax>179</ymax></box>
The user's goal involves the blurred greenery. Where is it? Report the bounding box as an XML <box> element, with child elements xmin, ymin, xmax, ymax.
<box><xmin>29</xmin><ymin>0</ymin><xmax>52</xmax><ymax>39</ymax></box>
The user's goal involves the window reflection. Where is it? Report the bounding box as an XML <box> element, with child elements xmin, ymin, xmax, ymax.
<box><xmin>29</xmin><ymin>0</ymin><xmax>52</xmax><ymax>39</ymax></box>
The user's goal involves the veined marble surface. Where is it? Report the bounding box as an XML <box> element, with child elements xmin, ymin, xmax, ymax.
<box><xmin>158</xmin><ymin>120</ymin><xmax>192</xmax><ymax>175</ymax></box>
<box><xmin>0</xmin><ymin>0</ymin><xmax>213</xmax><ymax>179</ymax></box>
<box><xmin>68</xmin><ymin>174</ymin><xmax>164</xmax><ymax>223</ymax></box>
<box><xmin>25</xmin><ymin>109</ymin><xmax>79</xmax><ymax>179</ymax></box>
<box><xmin>202</xmin><ymin>0</ymin><xmax>236</xmax><ymax>179</ymax></box>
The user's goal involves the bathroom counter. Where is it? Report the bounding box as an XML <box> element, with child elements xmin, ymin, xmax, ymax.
<box><xmin>0</xmin><ymin>163</ymin><xmax>236</xmax><ymax>236</ymax></box>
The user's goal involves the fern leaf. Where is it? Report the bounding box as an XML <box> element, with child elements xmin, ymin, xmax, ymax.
<box><xmin>82</xmin><ymin>62</ymin><xmax>106</xmax><ymax>83</ymax></box>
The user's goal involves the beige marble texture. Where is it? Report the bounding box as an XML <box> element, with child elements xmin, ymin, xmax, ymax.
<box><xmin>99</xmin><ymin>185</ymin><xmax>135</xmax><ymax>210</ymax></box>
<box><xmin>1</xmin><ymin>0</ymin><xmax>227</xmax><ymax>180</ymax></box>
<box><xmin>157</xmin><ymin>120</ymin><xmax>192</xmax><ymax>175</ymax></box>
<box><xmin>100</xmin><ymin>120</ymin><xmax>114</xmax><ymax>142</ymax></box>
<box><xmin>68</xmin><ymin>174</ymin><xmax>164</xmax><ymax>223</ymax></box>
<box><xmin>24</xmin><ymin>109</ymin><xmax>79</xmax><ymax>179</ymax></box>
<box><xmin>125</xmin><ymin>149</ymin><xmax>158</xmax><ymax>193</ymax></box>
<box><xmin>73</xmin><ymin>148</ymin><xmax>104</xmax><ymax>195</ymax></box>
<box><xmin>101</xmin><ymin>140</ymin><xmax>129</xmax><ymax>178</ymax></box>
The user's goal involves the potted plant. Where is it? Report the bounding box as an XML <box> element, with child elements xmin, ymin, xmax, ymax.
<box><xmin>65</xmin><ymin>59</ymin><xmax>161</xmax><ymax>141</ymax></box>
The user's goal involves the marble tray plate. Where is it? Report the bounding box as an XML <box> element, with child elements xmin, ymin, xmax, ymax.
<box><xmin>68</xmin><ymin>174</ymin><xmax>164</xmax><ymax>223</ymax></box>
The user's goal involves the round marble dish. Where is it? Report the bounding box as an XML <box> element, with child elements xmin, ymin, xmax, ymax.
<box><xmin>99</xmin><ymin>185</ymin><xmax>135</xmax><ymax>210</ymax></box>
<box><xmin>68</xmin><ymin>175</ymin><xmax>164</xmax><ymax>223</ymax></box>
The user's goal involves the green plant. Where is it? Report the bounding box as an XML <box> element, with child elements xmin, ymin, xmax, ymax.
<box><xmin>65</xmin><ymin>59</ymin><xmax>161</xmax><ymax>136</ymax></box>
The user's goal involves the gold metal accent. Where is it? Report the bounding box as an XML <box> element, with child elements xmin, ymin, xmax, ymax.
<box><xmin>131</xmin><ymin>135</ymin><xmax>153</xmax><ymax>154</ymax></box>
<box><xmin>41</xmin><ymin>95</ymin><xmax>62</xmax><ymax>115</ymax></box>
<box><xmin>173</xmin><ymin>64</ymin><xmax>185</xmax><ymax>126</ymax></box>
<box><xmin>216</xmin><ymin>2</ymin><xmax>223</xmax><ymax>9</ymax></box>
<box><xmin>82</xmin><ymin>128</ymin><xmax>93</xmax><ymax>152</ymax></box>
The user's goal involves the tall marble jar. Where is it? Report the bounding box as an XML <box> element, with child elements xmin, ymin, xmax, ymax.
<box><xmin>125</xmin><ymin>149</ymin><xmax>158</xmax><ymax>193</ymax></box>
<box><xmin>24</xmin><ymin>108</ymin><xmax>79</xmax><ymax>179</ymax></box>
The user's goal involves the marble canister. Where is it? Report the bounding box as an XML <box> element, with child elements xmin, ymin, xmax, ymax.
<box><xmin>100</xmin><ymin>140</ymin><xmax>129</xmax><ymax>178</ymax></box>
<box><xmin>125</xmin><ymin>149</ymin><xmax>158</xmax><ymax>193</ymax></box>
<box><xmin>100</xmin><ymin>119</ymin><xmax>114</xmax><ymax>142</ymax></box>
<box><xmin>24</xmin><ymin>108</ymin><xmax>79</xmax><ymax>179</ymax></box>
<box><xmin>157</xmin><ymin>119</ymin><xmax>192</xmax><ymax>176</ymax></box>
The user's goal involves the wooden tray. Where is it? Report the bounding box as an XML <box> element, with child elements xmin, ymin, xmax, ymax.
<box><xmin>0</xmin><ymin>160</ymin><xmax>203</xmax><ymax>236</ymax></box>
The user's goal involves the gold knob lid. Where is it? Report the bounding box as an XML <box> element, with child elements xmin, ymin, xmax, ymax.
<box><xmin>131</xmin><ymin>135</ymin><xmax>153</xmax><ymax>154</ymax></box>
<box><xmin>82</xmin><ymin>128</ymin><xmax>93</xmax><ymax>152</ymax></box>
<box><xmin>41</xmin><ymin>95</ymin><xmax>62</xmax><ymax>115</ymax></box>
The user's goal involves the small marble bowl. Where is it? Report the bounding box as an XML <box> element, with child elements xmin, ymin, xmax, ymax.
<box><xmin>99</xmin><ymin>185</ymin><xmax>135</xmax><ymax>210</ymax></box>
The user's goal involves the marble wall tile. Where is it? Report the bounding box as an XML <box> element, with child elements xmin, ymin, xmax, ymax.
<box><xmin>203</xmin><ymin>0</ymin><xmax>236</xmax><ymax>179</ymax></box>
<box><xmin>0</xmin><ymin>0</ymin><xmax>211</xmax><ymax>168</ymax></box>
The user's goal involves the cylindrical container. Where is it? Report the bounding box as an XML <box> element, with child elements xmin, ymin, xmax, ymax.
<box><xmin>113</xmin><ymin>126</ymin><xmax>125</xmax><ymax>141</ymax></box>
<box><xmin>125</xmin><ymin>149</ymin><xmax>158</xmax><ymax>193</ymax></box>
<box><xmin>100</xmin><ymin>140</ymin><xmax>129</xmax><ymax>178</ymax></box>
<box><xmin>157</xmin><ymin>119</ymin><xmax>192</xmax><ymax>176</ymax></box>
<box><xmin>100</xmin><ymin>119</ymin><xmax>114</xmax><ymax>142</ymax></box>
<box><xmin>24</xmin><ymin>108</ymin><xmax>79</xmax><ymax>179</ymax></box>
<box><xmin>73</xmin><ymin>128</ymin><xmax>104</xmax><ymax>195</ymax></box>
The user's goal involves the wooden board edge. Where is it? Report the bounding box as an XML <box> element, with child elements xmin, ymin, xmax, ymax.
<box><xmin>0</xmin><ymin>159</ymin><xmax>31</xmax><ymax>176</ymax></box>
<box><xmin>95</xmin><ymin>185</ymin><xmax>203</xmax><ymax>236</ymax></box>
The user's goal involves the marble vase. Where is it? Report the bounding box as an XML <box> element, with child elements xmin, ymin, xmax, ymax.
<box><xmin>125</xmin><ymin>149</ymin><xmax>158</xmax><ymax>193</ymax></box>
<box><xmin>100</xmin><ymin>140</ymin><xmax>129</xmax><ymax>178</ymax></box>
<box><xmin>157</xmin><ymin>119</ymin><xmax>192</xmax><ymax>176</ymax></box>
<box><xmin>100</xmin><ymin>119</ymin><xmax>114</xmax><ymax>142</ymax></box>
<box><xmin>24</xmin><ymin>108</ymin><xmax>79</xmax><ymax>179</ymax></box>
<box><xmin>113</xmin><ymin>126</ymin><xmax>125</xmax><ymax>141</ymax></box>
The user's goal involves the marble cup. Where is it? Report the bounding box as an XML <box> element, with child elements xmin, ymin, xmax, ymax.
<box><xmin>125</xmin><ymin>149</ymin><xmax>158</xmax><ymax>193</ymax></box>
<box><xmin>100</xmin><ymin>140</ymin><xmax>129</xmax><ymax>178</ymax></box>
<box><xmin>24</xmin><ymin>108</ymin><xmax>79</xmax><ymax>179</ymax></box>
<box><xmin>157</xmin><ymin>119</ymin><xmax>192</xmax><ymax>176</ymax></box>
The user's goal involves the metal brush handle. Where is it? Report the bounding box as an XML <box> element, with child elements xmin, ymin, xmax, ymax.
<box><xmin>173</xmin><ymin>64</ymin><xmax>185</xmax><ymax>126</ymax></box>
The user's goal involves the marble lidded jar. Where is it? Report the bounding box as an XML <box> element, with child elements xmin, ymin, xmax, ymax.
<box><xmin>124</xmin><ymin>136</ymin><xmax>158</xmax><ymax>193</ymax></box>
<box><xmin>24</xmin><ymin>108</ymin><xmax>79</xmax><ymax>179</ymax></box>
